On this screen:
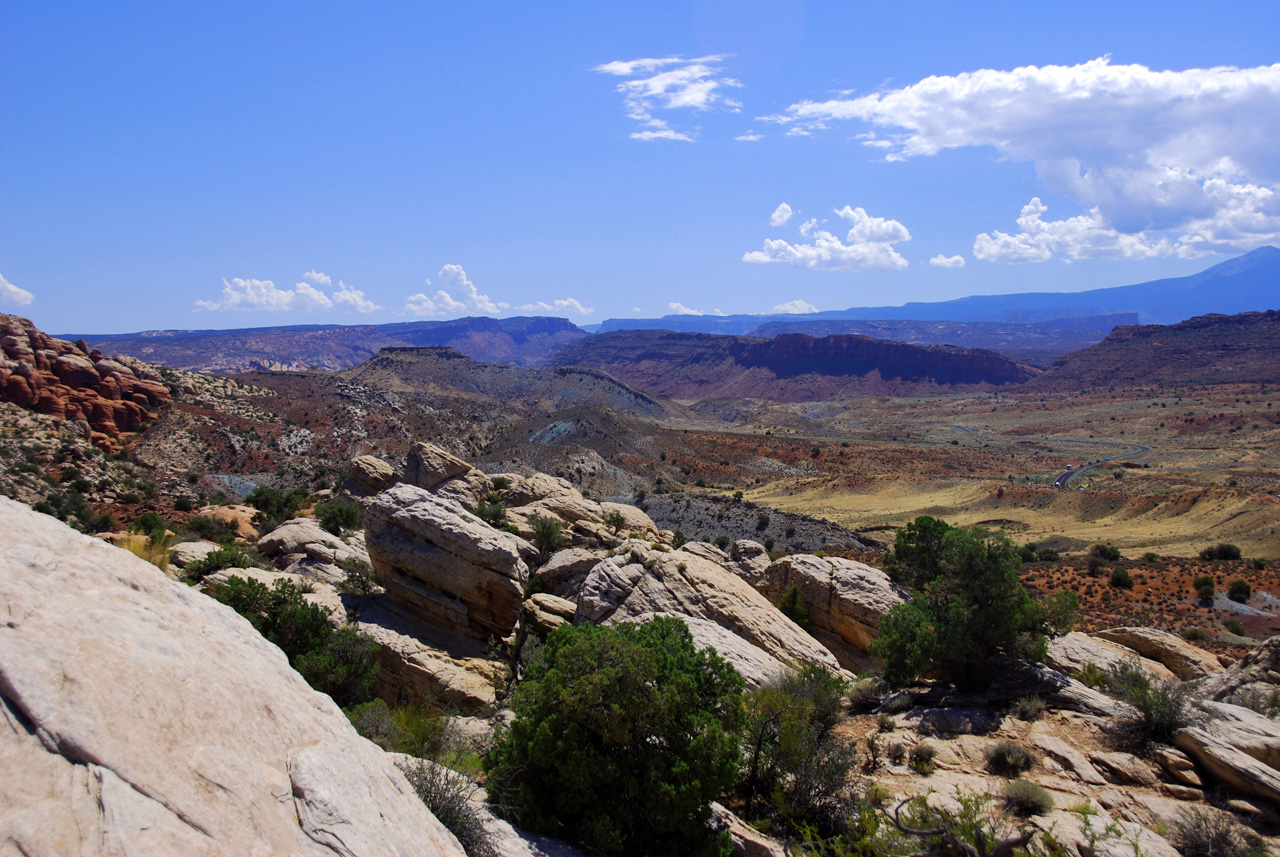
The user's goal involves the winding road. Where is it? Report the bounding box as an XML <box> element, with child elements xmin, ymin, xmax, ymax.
<box><xmin>1051</xmin><ymin>444</ymin><xmax>1152</xmax><ymax>490</ymax></box>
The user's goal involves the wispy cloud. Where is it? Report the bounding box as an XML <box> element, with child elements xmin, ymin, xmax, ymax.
<box><xmin>0</xmin><ymin>273</ymin><xmax>34</xmax><ymax>307</ymax></box>
<box><xmin>744</xmin><ymin>205</ymin><xmax>911</xmax><ymax>271</ymax></box>
<box><xmin>766</xmin><ymin>58</ymin><xmax>1280</xmax><ymax>257</ymax></box>
<box><xmin>736</xmin><ymin>130</ymin><xmax>763</xmax><ymax>142</ymax></box>
<box><xmin>514</xmin><ymin>298</ymin><xmax>594</xmax><ymax>315</ymax></box>
<box><xmin>594</xmin><ymin>55</ymin><xmax>743</xmax><ymax>142</ymax></box>
<box><xmin>668</xmin><ymin>302</ymin><xmax>725</xmax><ymax>316</ymax></box>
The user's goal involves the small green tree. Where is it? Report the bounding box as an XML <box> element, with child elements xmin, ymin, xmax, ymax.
<box><xmin>484</xmin><ymin>618</ymin><xmax>743</xmax><ymax>856</ymax></box>
<box><xmin>529</xmin><ymin>515</ymin><xmax>566</xmax><ymax>561</ymax></box>
<box><xmin>1110</xmin><ymin>567</ymin><xmax>1133</xmax><ymax>589</ymax></box>
<box><xmin>316</xmin><ymin>500</ymin><xmax>362</xmax><ymax>535</ymax></box>
<box><xmin>603</xmin><ymin>509</ymin><xmax>627</xmax><ymax>534</ymax></box>
<box><xmin>1040</xmin><ymin>591</ymin><xmax>1079</xmax><ymax>636</ymax></box>
<box><xmin>778</xmin><ymin>584</ymin><xmax>812</xmax><ymax>630</ymax></box>
<box><xmin>1228</xmin><ymin>579</ymin><xmax>1252</xmax><ymax>603</ymax></box>
<box><xmin>1200</xmin><ymin>543</ymin><xmax>1242</xmax><ymax>561</ymax></box>
<box><xmin>1192</xmin><ymin>575</ymin><xmax>1216</xmax><ymax>600</ymax></box>
<box><xmin>870</xmin><ymin>520</ymin><xmax>1047</xmax><ymax>689</ymax></box>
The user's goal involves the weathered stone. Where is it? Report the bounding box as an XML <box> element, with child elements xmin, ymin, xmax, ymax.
<box><xmin>502</xmin><ymin>473</ymin><xmax>578</xmax><ymax>507</ymax></box>
<box><xmin>435</xmin><ymin>469</ymin><xmax>494</xmax><ymax>511</ymax></box>
<box><xmin>351</xmin><ymin>454</ymin><xmax>399</xmax><ymax>492</ymax></box>
<box><xmin>259</xmin><ymin>517</ymin><xmax>346</xmax><ymax>557</ymax></box>
<box><xmin>1093</xmin><ymin>627</ymin><xmax>1223</xmax><ymax>679</ymax></box>
<box><xmin>406</xmin><ymin>441</ymin><xmax>474</xmax><ymax>490</ymax></box>
<box><xmin>1031</xmin><ymin>732</ymin><xmax>1107</xmax><ymax>785</ymax></box>
<box><xmin>1089</xmin><ymin>751</ymin><xmax>1159</xmax><ymax>787</ymax></box>
<box><xmin>1046</xmin><ymin>632</ymin><xmax>1175</xmax><ymax>682</ymax></box>
<box><xmin>749</xmin><ymin>554</ymin><xmax>907</xmax><ymax>671</ymax></box>
<box><xmin>599</xmin><ymin>501</ymin><xmax>658</xmax><ymax>536</ymax></box>
<box><xmin>523</xmin><ymin>593</ymin><xmax>577</xmax><ymax>636</ymax></box>
<box><xmin>1174</xmin><ymin>699</ymin><xmax>1280</xmax><ymax>805</ymax></box>
<box><xmin>728</xmin><ymin>540</ymin><xmax>771</xmax><ymax>578</ymax></box>
<box><xmin>169</xmin><ymin>539</ymin><xmax>221</xmax><ymax>568</ymax></box>
<box><xmin>909</xmin><ymin>707</ymin><xmax>999</xmax><ymax>736</ymax></box>
<box><xmin>711</xmin><ymin>802</ymin><xmax>787</xmax><ymax>857</ymax></box>
<box><xmin>576</xmin><ymin>547</ymin><xmax>842</xmax><ymax>674</ymax></box>
<box><xmin>1152</xmin><ymin>745</ymin><xmax>1201</xmax><ymax>787</ymax></box>
<box><xmin>366</xmin><ymin>484</ymin><xmax>537</xmax><ymax>640</ymax></box>
<box><xmin>0</xmin><ymin>496</ymin><xmax>465</xmax><ymax>857</ymax></box>
<box><xmin>1199</xmin><ymin>634</ymin><xmax>1280</xmax><ymax>701</ymax></box>
<box><xmin>533</xmin><ymin>548</ymin><xmax>604</xmax><ymax>599</ymax></box>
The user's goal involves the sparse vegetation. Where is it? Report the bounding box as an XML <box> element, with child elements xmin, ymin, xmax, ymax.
<box><xmin>528</xmin><ymin>514</ymin><xmax>566</xmax><ymax>561</ymax></box>
<box><xmin>908</xmin><ymin>743</ymin><xmax>936</xmax><ymax>775</ymax></box>
<box><xmin>183</xmin><ymin>544</ymin><xmax>257</xmax><ymax>581</ymax></box>
<box><xmin>1223</xmin><ymin>618</ymin><xmax>1245</xmax><ymax>636</ymax></box>
<box><xmin>778</xmin><ymin>584</ymin><xmax>812</xmax><ymax>629</ymax></box>
<box><xmin>1175</xmin><ymin>806</ymin><xmax>1267</xmax><ymax>857</ymax></box>
<box><xmin>985</xmin><ymin>740</ymin><xmax>1036</xmax><ymax>776</ymax></box>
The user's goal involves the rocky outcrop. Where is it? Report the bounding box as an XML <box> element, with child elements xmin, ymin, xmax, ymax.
<box><xmin>744</xmin><ymin>554</ymin><xmax>908</xmax><ymax>671</ymax></box>
<box><xmin>1174</xmin><ymin>699</ymin><xmax>1280</xmax><ymax>805</ymax></box>
<box><xmin>406</xmin><ymin>442</ymin><xmax>475</xmax><ymax>491</ymax></box>
<box><xmin>0</xmin><ymin>496</ymin><xmax>464</xmax><ymax>857</ymax></box>
<box><xmin>1093</xmin><ymin>627</ymin><xmax>1223</xmax><ymax>679</ymax></box>
<box><xmin>366</xmin><ymin>484</ymin><xmax>537</xmax><ymax>641</ymax></box>
<box><xmin>1046</xmin><ymin>632</ymin><xmax>1175</xmax><ymax>682</ymax></box>
<box><xmin>350</xmin><ymin>454</ymin><xmax>399</xmax><ymax>493</ymax></box>
<box><xmin>1199</xmin><ymin>635</ymin><xmax>1280</xmax><ymax>702</ymax></box>
<box><xmin>576</xmin><ymin>541</ymin><xmax>842</xmax><ymax>676</ymax></box>
<box><xmin>0</xmin><ymin>314</ymin><xmax>171</xmax><ymax>452</ymax></box>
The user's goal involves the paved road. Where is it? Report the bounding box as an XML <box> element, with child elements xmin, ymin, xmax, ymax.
<box><xmin>1052</xmin><ymin>444</ymin><xmax>1152</xmax><ymax>490</ymax></box>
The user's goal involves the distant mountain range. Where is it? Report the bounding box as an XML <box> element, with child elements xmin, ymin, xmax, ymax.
<box><xmin>1031</xmin><ymin>310</ymin><xmax>1280</xmax><ymax>390</ymax></box>
<box><xmin>76</xmin><ymin>316</ymin><xmax>587</xmax><ymax>373</ymax></box>
<box><xmin>546</xmin><ymin>330</ymin><xmax>1039</xmax><ymax>402</ymax></box>
<box><xmin>596</xmin><ymin>246</ymin><xmax>1280</xmax><ymax>334</ymax></box>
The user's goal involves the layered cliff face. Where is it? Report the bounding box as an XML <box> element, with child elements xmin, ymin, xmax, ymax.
<box><xmin>1033</xmin><ymin>310</ymin><xmax>1280</xmax><ymax>390</ymax></box>
<box><xmin>545</xmin><ymin>329</ymin><xmax>1040</xmax><ymax>402</ymax></box>
<box><xmin>0</xmin><ymin>315</ymin><xmax>171</xmax><ymax>452</ymax></box>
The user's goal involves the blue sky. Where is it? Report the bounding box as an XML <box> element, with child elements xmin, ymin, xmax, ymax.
<box><xmin>2</xmin><ymin>1</ymin><xmax>1279</xmax><ymax>333</ymax></box>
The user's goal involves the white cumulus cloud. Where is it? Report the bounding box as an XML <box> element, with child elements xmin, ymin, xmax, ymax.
<box><xmin>770</xmin><ymin>203</ymin><xmax>794</xmax><ymax>227</ymax></box>
<box><xmin>743</xmin><ymin>205</ymin><xmax>911</xmax><ymax>271</ymax></box>
<box><xmin>332</xmin><ymin>281</ymin><xmax>380</xmax><ymax>313</ymax></box>
<box><xmin>196</xmin><ymin>277</ymin><xmax>334</xmax><ymax>312</ymax></box>
<box><xmin>0</xmin><ymin>273</ymin><xmax>34</xmax><ymax>307</ymax></box>
<box><xmin>928</xmin><ymin>254</ymin><xmax>966</xmax><ymax>268</ymax></box>
<box><xmin>403</xmin><ymin>264</ymin><xmax>508</xmax><ymax>317</ymax></box>
<box><xmin>771</xmin><ymin>299</ymin><xmax>818</xmax><ymax>313</ymax></box>
<box><xmin>594</xmin><ymin>55</ymin><xmax>743</xmax><ymax>142</ymax></box>
<box><xmin>768</xmin><ymin>58</ymin><xmax>1280</xmax><ymax>256</ymax></box>
<box><xmin>974</xmin><ymin>198</ymin><xmax>1175</xmax><ymax>263</ymax></box>
<box><xmin>302</xmin><ymin>269</ymin><xmax>332</xmax><ymax>287</ymax></box>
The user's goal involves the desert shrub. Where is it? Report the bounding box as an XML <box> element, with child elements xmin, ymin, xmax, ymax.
<box><xmin>182</xmin><ymin>514</ymin><xmax>239</xmax><ymax>543</ymax></box>
<box><xmin>1036</xmin><ymin>547</ymin><xmax>1060</xmax><ymax>562</ymax></box>
<box><xmin>208</xmin><ymin>576</ymin><xmax>379</xmax><ymax>708</ymax></box>
<box><xmin>1192</xmin><ymin>574</ymin><xmax>1216</xmax><ymax>600</ymax></box>
<box><xmin>877</xmin><ymin>712</ymin><xmax>896</xmax><ymax>733</ymax></box>
<box><xmin>740</xmin><ymin>664</ymin><xmax>854</xmax><ymax>834</ymax></box>
<box><xmin>756</xmin><ymin>512</ymin><xmax>770</xmax><ymax>531</ymax></box>
<box><xmin>880</xmin><ymin>692</ymin><xmax>915</xmax><ymax>714</ymax></box>
<box><xmin>316</xmin><ymin>500</ymin><xmax>362</xmax><ymax>535</ymax></box>
<box><xmin>715</xmin><ymin>535</ymin><xmax>730</xmax><ymax>549</ymax></box>
<box><xmin>183</xmin><ymin>545</ymin><xmax>257</xmax><ymax>581</ymax></box>
<box><xmin>336</xmin><ymin>557</ymin><xmax>379</xmax><ymax>594</ymax></box>
<box><xmin>1041</xmin><ymin>591</ymin><xmax>1079</xmax><ymax>636</ymax></box>
<box><xmin>173</xmin><ymin>496</ymin><xmax>194</xmax><ymax>512</ymax></box>
<box><xmin>1181</xmin><ymin>627</ymin><xmax>1208</xmax><ymax>642</ymax></box>
<box><xmin>870</xmin><ymin>519</ymin><xmax>1048</xmax><ymax>688</ymax></box>
<box><xmin>886</xmin><ymin>742</ymin><xmax>907</xmax><ymax>765</ymax></box>
<box><xmin>484</xmin><ymin>617</ymin><xmax>742</xmax><ymax>856</ymax></box>
<box><xmin>1253</xmin><ymin>558</ymin><xmax>1267</xmax><ymax>570</ymax></box>
<box><xmin>528</xmin><ymin>515</ymin><xmax>565</xmax><ymax>561</ymax></box>
<box><xmin>1004</xmin><ymin>779</ymin><xmax>1053</xmax><ymax>816</ymax></box>
<box><xmin>778</xmin><ymin>584</ymin><xmax>812</xmax><ymax>629</ymax></box>
<box><xmin>398</xmin><ymin>757</ymin><xmax>496</xmax><ymax>857</ymax></box>
<box><xmin>1223</xmin><ymin>618</ymin><xmax>1245</xmax><ymax>636</ymax></box>
<box><xmin>1110</xmin><ymin>567</ymin><xmax>1133</xmax><ymax>589</ymax></box>
<box><xmin>1074</xmin><ymin>661</ymin><xmax>1108</xmax><ymax>689</ymax></box>
<box><xmin>131</xmin><ymin>511</ymin><xmax>168</xmax><ymax>541</ymax></box>
<box><xmin>1013</xmin><ymin>695</ymin><xmax>1046</xmax><ymax>722</ymax></box>
<box><xmin>490</xmin><ymin>476</ymin><xmax>510</xmax><ymax>491</ymax></box>
<box><xmin>119</xmin><ymin>533</ymin><xmax>173</xmax><ymax>572</ymax></box>
<box><xmin>1142</xmin><ymin>551</ymin><xmax>1160</xmax><ymax>562</ymax></box>
<box><xmin>847</xmin><ymin>675</ymin><xmax>885</xmax><ymax>711</ymax></box>
<box><xmin>909</xmin><ymin>743</ymin><xmax>936</xmax><ymax>775</ymax></box>
<box><xmin>1017</xmin><ymin>545</ymin><xmax>1037</xmax><ymax>563</ymax></box>
<box><xmin>985</xmin><ymin>740</ymin><xmax>1036</xmax><ymax>776</ymax></box>
<box><xmin>1200</xmin><ymin>543</ymin><xmax>1242</xmax><ymax>561</ymax></box>
<box><xmin>672</xmin><ymin>529</ymin><xmax>687</xmax><ymax>548</ymax></box>
<box><xmin>1091</xmin><ymin>544</ymin><xmax>1122</xmax><ymax>562</ymax></box>
<box><xmin>475</xmin><ymin>499</ymin><xmax>507</xmax><ymax>529</ymax></box>
<box><xmin>1228</xmin><ymin>578</ymin><xmax>1252</xmax><ymax>603</ymax></box>
<box><xmin>1103</xmin><ymin>662</ymin><xmax>1193</xmax><ymax>742</ymax></box>
<box><xmin>603</xmin><ymin>509</ymin><xmax>627</xmax><ymax>534</ymax></box>
<box><xmin>245</xmin><ymin>485</ymin><xmax>310</xmax><ymax>530</ymax></box>
<box><xmin>1175</xmin><ymin>806</ymin><xmax>1267</xmax><ymax>857</ymax></box>
<box><xmin>763</xmin><ymin>537</ymin><xmax>774</xmax><ymax>551</ymax></box>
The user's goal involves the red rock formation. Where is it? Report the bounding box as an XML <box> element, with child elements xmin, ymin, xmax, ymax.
<box><xmin>0</xmin><ymin>315</ymin><xmax>171</xmax><ymax>452</ymax></box>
